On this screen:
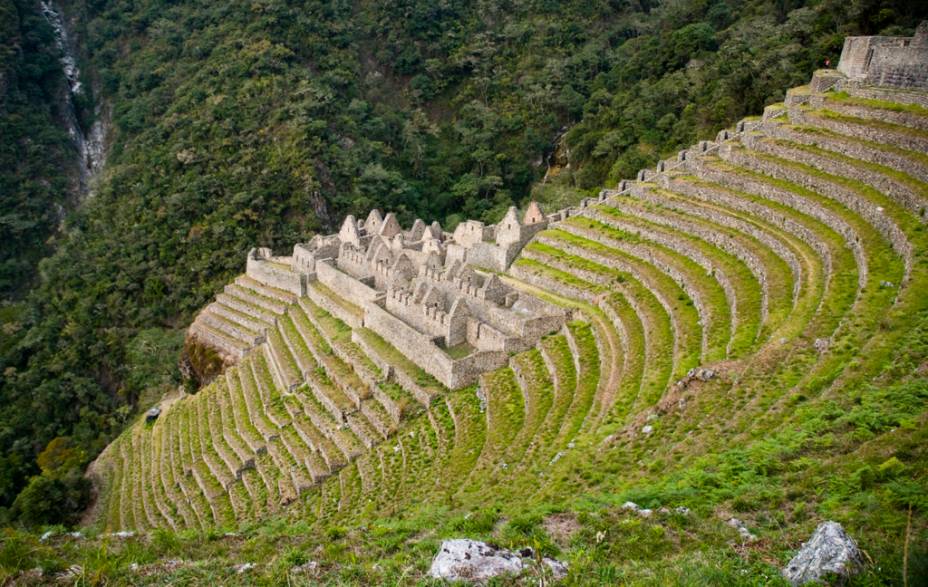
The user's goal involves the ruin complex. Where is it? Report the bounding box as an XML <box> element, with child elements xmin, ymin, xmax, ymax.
<box><xmin>191</xmin><ymin>203</ymin><xmax>565</xmax><ymax>389</ymax></box>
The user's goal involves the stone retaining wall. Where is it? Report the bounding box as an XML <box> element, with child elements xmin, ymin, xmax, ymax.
<box><xmin>702</xmin><ymin>155</ymin><xmax>868</xmax><ymax>288</ymax></box>
<box><xmin>764</xmin><ymin>119</ymin><xmax>928</xmax><ymax>184</ymax></box>
<box><xmin>747</xmin><ymin>131</ymin><xmax>927</xmax><ymax>221</ymax></box>
<box><xmin>725</xmin><ymin>143</ymin><xmax>913</xmax><ymax>279</ymax></box>
<box><xmin>640</xmin><ymin>183</ymin><xmax>803</xmax><ymax>304</ymax></box>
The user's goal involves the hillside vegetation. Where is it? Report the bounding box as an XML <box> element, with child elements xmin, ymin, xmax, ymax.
<box><xmin>4</xmin><ymin>74</ymin><xmax>928</xmax><ymax>585</ymax></box>
<box><xmin>0</xmin><ymin>0</ymin><xmax>926</xmax><ymax>573</ymax></box>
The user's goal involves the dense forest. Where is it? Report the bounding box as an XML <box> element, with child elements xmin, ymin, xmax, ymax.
<box><xmin>0</xmin><ymin>0</ymin><xmax>925</xmax><ymax>525</ymax></box>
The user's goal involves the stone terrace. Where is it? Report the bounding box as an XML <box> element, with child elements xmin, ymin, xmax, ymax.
<box><xmin>89</xmin><ymin>26</ymin><xmax>928</xmax><ymax>534</ymax></box>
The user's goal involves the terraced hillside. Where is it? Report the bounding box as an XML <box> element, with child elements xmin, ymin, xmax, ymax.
<box><xmin>83</xmin><ymin>70</ymin><xmax>928</xmax><ymax>582</ymax></box>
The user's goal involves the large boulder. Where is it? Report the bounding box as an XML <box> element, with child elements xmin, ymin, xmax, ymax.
<box><xmin>782</xmin><ymin>522</ymin><xmax>863</xmax><ymax>586</ymax></box>
<box><xmin>429</xmin><ymin>539</ymin><xmax>567</xmax><ymax>583</ymax></box>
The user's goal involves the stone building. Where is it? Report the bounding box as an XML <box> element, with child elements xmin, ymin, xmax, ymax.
<box><xmin>837</xmin><ymin>21</ymin><xmax>928</xmax><ymax>90</ymax></box>
<box><xmin>205</xmin><ymin>203</ymin><xmax>565</xmax><ymax>389</ymax></box>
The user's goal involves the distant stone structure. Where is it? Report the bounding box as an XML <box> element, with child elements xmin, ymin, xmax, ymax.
<box><xmin>193</xmin><ymin>203</ymin><xmax>565</xmax><ymax>389</ymax></box>
<box><xmin>837</xmin><ymin>21</ymin><xmax>928</xmax><ymax>90</ymax></box>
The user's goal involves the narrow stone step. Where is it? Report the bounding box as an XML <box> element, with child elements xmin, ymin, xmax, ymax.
<box><xmin>280</xmin><ymin>426</ymin><xmax>328</xmax><ymax>483</ymax></box>
<box><xmin>292</xmin><ymin>387</ymin><xmax>364</xmax><ymax>462</ymax></box>
<box><xmin>210</xmin><ymin>302</ymin><xmax>272</xmax><ymax>336</ymax></box>
<box><xmin>223</xmin><ymin>369</ymin><xmax>266</xmax><ymax>454</ymax></box>
<box><xmin>251</xmin><ymin>352</ymin><xmax>294</xmax><ymax>428</ymax></box>
<box><xmin>346</xmin><ymin>411</ymin><xmax>379</xmax><ymax>449</ymax></box>
<box><xmin>233</xmin><ymin>361</ymin><xmax>280</xmax><ymax>442</ymax></box>
<box><xmin>282</xmin><ymin>395</ymin><xmax>345</xmax><ymax>472</ymax></box>
<box><xmin>198</xmin><ymin>309</ymin><xmax>263</xmax><ymax>346</ymax></box>
<box><xmin>265</xmin><ymin>327</ymin><xmax>301</xmax><ymax>392</ymax></box>
<box><xmin>236</xmin><ymin>275</ymin><xmax>296</xmax><ymax>304</ymax></box>
<box><xmin>360</xmin><ymin>398</ymin><xmax>394</xmax><ymax>438</ymax></box>
<box><xmin>216</xmin><ymin>291</ymin><xmax>280</xmax><ymax>325</ymax></box>
<box><xmin>189</xmin><ymin>319</ymin><xmax>250</xmax><ymax>358</ymax></box>
<box><xmin>202</xmin><ymin>386</ymin><xmax>246</xmax><ymax>482</ymax></box>
<box><xmin>225</xmin><ymin>282</ymin><xmax>289</xmax><ymax>315</ymax></box>
<box><xmin>278</xmin><ymin>313</ymin><xmax>316</xmax><ymax>379</ymax></box>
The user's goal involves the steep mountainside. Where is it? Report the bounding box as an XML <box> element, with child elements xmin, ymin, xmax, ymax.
<box><xmin>0</xmin><ymin>0</ymin><xmax>926</xmax><ymax>560</ymax></box>
<box><xmin>41</xmin><ymin>50</ymin><xmax>928</xmax><ymax>585</ymax></box>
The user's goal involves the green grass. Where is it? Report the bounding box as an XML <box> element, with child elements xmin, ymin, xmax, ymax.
<box><xmin>355</xmin><ymin>327</ymin><xmax>446</xmax><ymax>397</ymax></box>
<box><xmin>827</xmin><ymin>90</ymin><xmax>928</xmax><ymax>116</ymax></box>
<box><xmin>40</xmin><ymin>88</ymin><xmax>928</xmax><ymax>587</ymax></box>
<box><xmin>817</xmin><ymin>108</ymin><xmax>928</xmax><ymax>140</ymax></box>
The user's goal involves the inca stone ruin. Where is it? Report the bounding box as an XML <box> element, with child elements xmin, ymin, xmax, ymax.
<box><xmin>191</xmin><ymin>202</ymin><xmax>566</xmax><ymax>389</ymax></box>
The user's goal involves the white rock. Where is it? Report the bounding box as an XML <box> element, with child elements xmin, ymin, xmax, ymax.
<box><xmin>727</xmin><ymin>518</ymin><xmax>756</xmax><ymax>542</ymax></box>
<box><xmin>642</xmin><ymin>425</ymin><xmax>654</xmax><ymax>435</ymax></box>
<box><xmin>39</xmin><ymin>530</ymin><xmax>54</xmax><ymax>542</ymax></box>
<box><xmin>675</xmin><ymin>506</ymin><xmax>690</xmax><ymax>515</ymax></box>
<box><xmin>291</xmin><ymin>560</ymin><xmax>319</xmax><ymax>575</ymax></box>
<box><xmin>429</xmin><ymin>539</ymin><xmax>568</xmax><ymax>583</ymax></box>
<box><xmin>543</xmin><ymin>557</ymin><xmax>569</xmax><ymax>580</ymax></box>
<box><xmin>782</xmin><ymin>522</ymin><xmax>862</xmax><ymax>586</ymax></box>
<box><xmin>429</xmin><ymin>539</ymin><xmax>523</xmax><ymax>582</ymax></box>
<box><xmin>638</xmin><ymin>508</ymin><xmax>653</xmax><ymax>518</ymax></box>
<box><xmin>234</xmin><ymin>562</ymin><xmax>256</xmax><ymax>574</ymax></box>
<box><xmin>622</xmin><ymin>501</ymin><xmax>640</xmax><ymax>511</ymax></box>
<box><xmin>111</xmin><ymin>531</ymin><xmax>135</xmax><ymax>539</ymax></box>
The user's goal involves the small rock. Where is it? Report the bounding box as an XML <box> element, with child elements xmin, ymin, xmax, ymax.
<box><xmin>782</xmin><ymin>521</ymin><xmax>862</xmax><ymax>586</ymax></box>
<box><xmin>658</xmin><ymin>507</ymin><xmax>671</xmax><ymax>514</ymax></box>
<box><xmin>145</xmin><ymin>406</ymin><xmax>161</xmax><ymax>423</ymax></box>
<box><xmin>638</xmin><ymin>508</ymin><xmax>653</xmax><ymax>518</ymax></box>
<box><xmin>57</xmin><ymin>565</ymin><xmax>83</xmax><ymax>581</ymax></box>
<box><xmin>696</xmin><ymin>368</ymin><xmax>716</xmax><ymax>381</ymax></box>
<box><xmin>69</xmin><ymin>531</ymin><xmax>84</xmax><ymax>539</ymax></box>
<box><xmin>429</xmin><ymin>539</ymin><xmax>523</xmax><ymax>582</ymax></box>
<box><xmin>675</xmin><ymin>506</ymin><xmax>691</xmax><ymax>515</ymax></box>
<box><xmin>234</xmin><ymin>562</ymin><xmax>256</xmax><ymax>574</ymax></box>
<box><xmin>39</xmin><ymin>530</ymin><xmax>54</xmax><ymax>542</ymax></box>
<box><xmin>727</xmin><ymin>518</ymin><xmax>756</xmax><ymax>542</ymax></box>
<box><xmin>129</xmin><ymin>563</ymin><xmax>139</xmax><ymax>572</ymax></box>
<box><xmin>550</xmin><ymin>451</ymin><xmax>564</xmax><ymax>465</ymax></box>
<box><xmin>813</xmin><ymin>338</ymin><xmax>830</xmax><ymax>353</ymax></box>
<box><xmin>111</xmin><ymin>531</ymin><xmax>135</xmax><ymax>539</ymax></box>
<box><xmin>475</xmin><ymin>387</ymin><xmax>487</xmax><ymax>412</ymax></box>
<box><xmin>622</xmin><ymin>501</ymin><xmax>640</xmax><ymax>512</ymax></box>
<box><xmin>880</xmin><ymin>280</ymin><xmax>894</xmax><ymax>288</ymax></box>
<box><xmin>291</xmin><ymin>560</ymin><xmax>319</xmax><ymax>576</ymax></box>
<box><xmin>642</xmin><ymin>425</ymin><xmax>654</xmax><ymax>435</ymax></box>
<box><xmin>567</xmin><ymin>441</ymin><xmax>576</xmax><ymax>449</ymax></box>
<box><xmin>543</xmin><ymin>557</ymin><xmax>569</xmax><ymax>580</ymax></box>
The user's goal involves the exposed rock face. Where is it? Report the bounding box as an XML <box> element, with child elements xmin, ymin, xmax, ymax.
<box><xmin>429</xmin><ymin>539</ymin><xmax>567</xmax><ymax>583</ymax></box>
<box><xmin>782</xmin><ymin>522</ymin><xmax>863</xmax><ymax>586</ymax></box>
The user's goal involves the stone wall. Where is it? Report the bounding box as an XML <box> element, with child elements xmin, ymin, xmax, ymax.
<box><xmin>316</xmin><ymin>259</ymin><xmax>380</xmax><ymax>306</ymax></box>
<box><xmin>837</xmin><ymin>23</ymin><xmax>928</xmax><ymax>90</ymax></box>
<box><xmin>246</xmin><ymin>250</ymin><xmax>306</xmax><ymax>296</ymax></box>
